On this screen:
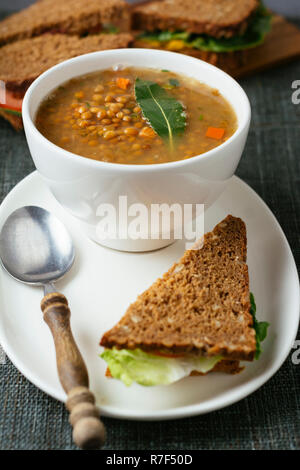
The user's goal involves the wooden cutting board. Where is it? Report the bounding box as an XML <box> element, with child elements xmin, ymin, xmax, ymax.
<box><xmin>233</xmin><ymin>15</ymin><xmax>300</xmax><ymax>78</ymax></box>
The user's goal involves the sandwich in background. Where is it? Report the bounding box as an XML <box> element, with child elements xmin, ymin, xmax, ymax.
<box><xmin>0</xmin><ymin>0</ymin><xmax>130</xmax><ymax>47</ymax></box>
<box><xmin>0</xmin><ymin>0</ymin><xmax>131</xmax><ymax>129</ymax></box>
<box><xmin>100</xmin><ymin>215</ymin><xmax>269</xmax><ymax>386</ymax></box>
<box><xmin>133</xmin><ymin>0</ymin><xmax>272</xmax><ymax>74</ymax></box>
<box><xmin>0</xmin><ymin>33</ymin><xmax>133</xmax><ymax>130</ymax></box>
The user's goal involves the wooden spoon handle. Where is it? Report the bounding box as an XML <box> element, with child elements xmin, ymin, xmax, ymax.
<box><xmin>41</xmin><ymin>292</ymin><xmax>105</xmax><ymax>449</ymax></box>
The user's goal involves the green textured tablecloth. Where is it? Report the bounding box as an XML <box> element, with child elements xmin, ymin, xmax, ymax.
<box><xmin>0</xmin><ymin>12</ymin><xmax>299</xmax><ymax>450</ymax></box>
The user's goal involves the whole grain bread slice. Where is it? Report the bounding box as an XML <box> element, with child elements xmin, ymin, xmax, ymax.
<box><xmin>132</xmin><ymin>0</ymin><xmax>258</xmax><ymax>38</ymax></box>
<box><xmin>0</xmin><ymin>32</ymin><xmax>133</xmax><ymax>93</ymax></box>
<box><xmin>0</xmin><ymin>32</ymin><xmax>133</xmax><ymax>130</ymax></box>
<box><xmin>0</xmin><ymin>0</ymin><xmax>130</xmax><ymax>47</ymax></box>
<box><xmin>101</xmin><ymin>215</ymin><xmax>256</xmax><ymax>361</ymax></box>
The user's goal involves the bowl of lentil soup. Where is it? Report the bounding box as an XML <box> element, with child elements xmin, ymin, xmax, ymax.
<box><xmin>22</xmin><ymin>49</ymin><xmax>251</xmax><ymax>251</ymax></box>
<box><xmin>35</xmin><ymin>67</ymin><xmax>237</xmax><ymax>165</ymax></box>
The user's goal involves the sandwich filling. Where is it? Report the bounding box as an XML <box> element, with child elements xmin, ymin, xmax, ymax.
<box><xmin>101</xmin><ymin>348</ymin><xmax>223</xmax><ymax>386</ymax></box>
<box><xmin>0</xmin><ymin>91</ymin><xmax>22</xmax><ymax>116</ymax></box>
<box><xmin>137</xmin><ymin>3</ymin><xmax>271</xmax><ymax>53</ymax></box>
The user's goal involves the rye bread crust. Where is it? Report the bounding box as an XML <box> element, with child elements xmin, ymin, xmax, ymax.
<box><xmin>132</xmin><ymin>0</ymin><xmax>259</xmax><ymax>38</ymax></box>
<box><xmin>101</xmin><ymin>216</ymin><xmax>257</xmax><ymax>361</ymax></box>
<box><xmin>0</xmin><ymin>0</ymin><xmax>130</xmax><ymax>47</ymax></box>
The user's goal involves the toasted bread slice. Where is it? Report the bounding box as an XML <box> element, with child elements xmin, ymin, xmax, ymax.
<box><xmin>101</xmin><ymin>215</ymin><xmax>256</xmax><ymax>362</ymax></box>
<box><xmin>0</xmin><ymin>32</ymin><xmax>133</xmax><ymax>129</ymax></box>
<box><xmin>0</xmin><ymin>32</ymin><xmax>133</xmax><ymax>93</ymax></box>
<box><xmin>0</xmin><ymin>0</ymin><xmax>130</xmax><ymax>47</ymax></box>
<box><xmin>132</xmin><ymin>0</ymin><xmax>258</xmax><ymax>39</ymax></box>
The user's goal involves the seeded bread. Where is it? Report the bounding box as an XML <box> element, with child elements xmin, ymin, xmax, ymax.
<box><xmin>0</xmin><ymin>32</ymin><xmax>133</xmax><ymax>130</ymax></box>
<box><xmin>101</xmin><ymin>215</ymin><xmax>256</xmax><ymax>361</ymax></box>
<box><xmin>132</xmin><ymin>0</ymin><xmax>259</xmax><ymax>39</ymax></box>
<box><xmin>0</xmin><ymin>0</ymin><xmax>130</xmax><ymax>47</ymax></box>
<box><xmin>0</xmin><ymin>32</ymin><xmax>133</xmax><ymax>94</ymax></box>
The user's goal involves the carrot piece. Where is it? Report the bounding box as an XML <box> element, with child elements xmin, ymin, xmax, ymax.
<box><xmin>105</xmin><ymin>367</ymin><xmax>112</xmax><ymax>378</ymax></box>
<box><xmin>205</xmin><ymin>127</ymin><xmax>225</xmax><ymax>140</ymax></box>
<box><xmin>116</xmin><ymin>77</ymin><xmax>131</xmax><ymax>90</ymax></box>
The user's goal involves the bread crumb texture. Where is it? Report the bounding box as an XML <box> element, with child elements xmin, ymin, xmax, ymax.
<box><xmin>0</xmin><ymin>0</ymin><xmax>130</xmax><ymax>46</ymax></box>
<box><xmin>0</xmin><ymin>33</ymin><xmax>133</xmax><ymax>89</ymax></box>
<box><xmin>133</xmin><ymin>0</ymin><xmax>258</xmax><ymax>38</ymax></box>
<box><xmin>101</xmin><ymin>215</ymin><xmax>256</xmax><ymax>361</ymax></box>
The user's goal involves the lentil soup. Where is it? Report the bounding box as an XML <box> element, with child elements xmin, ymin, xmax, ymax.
<box><xmin>35</xmin><ymin>67</ymin><xmax>237</xmax><ymax>165</ymax></box>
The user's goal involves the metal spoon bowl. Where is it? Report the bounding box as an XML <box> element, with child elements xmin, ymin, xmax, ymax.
<box><xmin>0</xmin><ymin>206</ymin><xmax>75</xmax><ymax>290</ymax></box>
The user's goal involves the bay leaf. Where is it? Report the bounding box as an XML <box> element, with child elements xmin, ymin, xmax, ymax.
<box><xmin>134</xmin><ymin>78</ymin><xmax>186</xmax><ymax>150</ymax></box>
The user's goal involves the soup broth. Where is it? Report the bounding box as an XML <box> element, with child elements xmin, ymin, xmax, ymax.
<box><xmin>35</xmin><ymin>67</ymin><xmax>237</xmax><ymax>165</ymax></box>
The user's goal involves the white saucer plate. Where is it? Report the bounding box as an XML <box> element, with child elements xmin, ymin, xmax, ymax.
<box><xmin>0</xmin><ymin>172</ymin><xmax>298</xmax><ymax>420</ymax></box>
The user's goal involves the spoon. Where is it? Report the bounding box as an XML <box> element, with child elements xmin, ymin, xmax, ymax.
<box><xmin>0</xmin><ymin>205</ymin><xmax>105</xmax><ymax>449</ymax></box>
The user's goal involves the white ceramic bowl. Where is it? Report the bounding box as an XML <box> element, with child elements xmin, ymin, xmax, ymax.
<box><xmin>22</xmin><ymin>49</ymin><xmax>251</xmax><ymax>251</ymax></box>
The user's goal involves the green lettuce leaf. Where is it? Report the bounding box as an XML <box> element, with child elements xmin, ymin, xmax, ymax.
<box><xmin>250</xmin><ymin>293</ymin><xmax>270</xmax><ymax>359</ymax></box>
<box><xmin>139</xmin><ymin>3</ymin><xmax>272</xmax><ymax>53</ymax></box>
<box><xmin>101</xmin><ymin>348</ymin><xmax>222</xmax><ymax>386</ymax></box>
<box><xmin>0</xmin><ymin>107</ymin><xmax>22</xmax><ymax>117</ymax></box>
